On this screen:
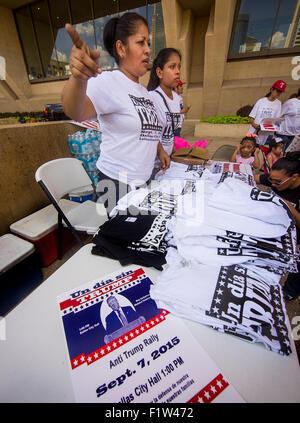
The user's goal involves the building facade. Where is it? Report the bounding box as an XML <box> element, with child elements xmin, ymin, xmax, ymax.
<box><xmin>0</xmin><ymin>0</ymin><xmax>300</xmax><ymax>118</ymax></box>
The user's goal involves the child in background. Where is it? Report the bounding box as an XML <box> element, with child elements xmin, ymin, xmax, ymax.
<box><xmin>230</xmin><ymin>134</ymin><xmax>260</xmax><ymax>168</ymax></box>
<box><xmin>147</xmin><ymin>48</ymin><xmax>183</xmax><ymax>168</ymax></box>
<box><xmin>266</xmin><ymin>138</ymin><xmax>284</xmax><ymax>169</ymax></box>
<box><xmin>174</xmin><ymin>80</ymin><xmax>190</xmax><ymax>137</ymax></box>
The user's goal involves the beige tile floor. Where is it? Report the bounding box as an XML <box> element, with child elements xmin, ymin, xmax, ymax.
<box><xmin>42</xmin><ymin>119</ymin><xmax>300</xmax><ymax>364</ymax></box>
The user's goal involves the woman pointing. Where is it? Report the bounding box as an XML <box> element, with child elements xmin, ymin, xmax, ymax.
<box><xmin>62</xmin><ymin>13</ymin><xmax>169</xmax><ymax>214</ymax></box>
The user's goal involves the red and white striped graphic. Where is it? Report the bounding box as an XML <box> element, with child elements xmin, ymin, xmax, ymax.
<box><xmin>70</xmin><ymin>310</ymin><xmax>170</xmax><ymax>370</ymax></box>
<box><xmin>187</xmin><ymin>373</ymin><xmax>229</xmax><ymax>403</ymax></box>
<box><xmin>70</xmin><ymin>120</ymin><xmax>100</xmax><ymax>131</ymax></box>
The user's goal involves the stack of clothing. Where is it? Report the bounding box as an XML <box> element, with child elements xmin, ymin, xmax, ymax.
<box><xmin>92</xmin><ymin>206</ymin><xmax>171</xmax><ymax>270</ymax></box>
<box><xmin>167</xmin><ymin>178</ymin><xmax>298</xmax><ymax>275</ymax></box>
<box><xmin>150</xmin><ymin>248</ymin><xmax>292</xmax><ymax>355</ymax></box>
<box><xmin>92</xmin><ymin>162</ymin><xmax>298</xmax><ymax>354</ymax></box>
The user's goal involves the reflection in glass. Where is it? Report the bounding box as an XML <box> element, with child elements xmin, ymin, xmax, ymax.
<box><xmin>229</xmin><ymin>0</ymin><xmax>300</xmax><ymax>55</ymax></box>
<box><xmin>150</xmin><ymin>2</ymin><xmax>166</xmax><ymax>61</ymax></box>
<box><xmin>31</xmin><ymin>1</ymin><xmax>54</xmax><ymax>78</ymax></box>
<box><xmin>49</xmin><ymin>0</ymin><xmax>72</xmax><ymax>78</ymax></box>
<box><xmin>271</xmin><ymin>0</ymin><xmax>299</xmax><ymax>48</ymax></box>
<box><xmin>14</xmin><ymin>0</ymin><xmax>165</xmax><ymax>81</ymax></box>
<box><xmin>230</xmin><ymin>0</ymin><xmax>279</xmax><ymax>54</ymax></box>
<box><xmin>14</xmin><ymin>6</ymin><xmax>43</xmax><ymax>80</ymax></box>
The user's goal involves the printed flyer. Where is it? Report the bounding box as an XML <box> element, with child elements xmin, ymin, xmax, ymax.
<box><xmin>260</xmin><ymin>117</ymin><xmax>283</xmax><ymax>132</ymax></box>
<box><xmin>57</xmin><ymin>266</ymin><xmax>245</xmax><ymax>403</ymax></box>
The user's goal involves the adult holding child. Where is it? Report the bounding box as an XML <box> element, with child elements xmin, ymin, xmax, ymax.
<box><xmin>62</xmin><ymin>12</ymin><xmax>169</xmax><ymax>214</ymax></box>
<box><xmin>248</xmin><ymin>80</ymin><xmax>286</xmax><ymax>145</ymax></box>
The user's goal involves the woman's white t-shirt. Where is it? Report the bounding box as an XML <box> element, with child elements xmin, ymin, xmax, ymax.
<box><xmin>86</xmin><ymin>70</ymin><xmax>163</xmax><ymax>185</ymax></box>
<box><xmin>249</xmin><ymin>97</ymin><xmax>282</xmax><ymax>144</ymax></box>
<box><xmin>149</xmin><ymin>86</ymin><xmax>181</xmax><ymax>156</ymax></box>
<box><xmin>279</xmin><ymin>98</ymin><xmax>300</xmax><ymax>136</ymax></box>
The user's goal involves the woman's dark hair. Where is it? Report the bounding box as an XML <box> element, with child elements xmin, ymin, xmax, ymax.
<box><xmin>147</xmin><ymin>48</ymin><xmax>181</xmax><ymax>91</ymax></box>
<box><xmin>103</xmin><ymin>12</ymin><xmax>148</xmax><ymax>65</ymax></box>
<box><xmin>241</xmin><ymin>136</ymin><xmax>257</xmax><ymax>149</ymax></box>
<box><xmin>297</xmin><ymin>88</ymin><xmax>300</xmax><ymax>97</ymax></box>
<box><xmin>272</xmin><ymin>151</ymin><xmax>300</xmax><ymax>175</ymax></box>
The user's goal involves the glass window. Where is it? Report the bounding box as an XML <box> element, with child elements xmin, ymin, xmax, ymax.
<box><xmin>14</xmin><ymin>6</ymin><xmax>43</xmax><ymax>81</ymax></box>
<box><xmin>49</xmin><ymin>0</ymin><xmax>72</xmax><ymax>78</ymax></box>
<box><xmin>149</xmin><ymin>2</ymin><xmax>166</xmax><ymax>61</ymax></box>
<box><xmin>69</xmin><ymin>0</ymin><xmax>95</xmax><ymax>50</ymax></box>
<box><xmin>14</xmin><ymin>0</ymin><xmax>165</xmax><ymax>82</ymax></box>
<box><xmin>94</xmin><ymin>0</ymin><xmax>119</xmax><ymax>70</ymax></box>
<box><xmin>229</xmin><ymin>0</ymin><xmax>300</xmax><ymax>57</ymax></box>
<box><xmin>271</xmin><ymin>0</ymin><xmax>299</xmax><ymax>48</ymax></box>
<box><xmin>31</xmin><ymin>1</ymin><xmax>55</xmax><ymax>78</ymax></box>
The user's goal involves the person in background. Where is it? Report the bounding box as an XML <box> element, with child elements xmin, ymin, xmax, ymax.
<box><xmin>61</xmin><ymin>13</ymin><xmax>169</xmax><ymax>215</ymax></box>
<box><xmin>147</xmin><ymin>48</ymin><xmax>183</xmax><ymax>172</ymax></box>
<box><xmin>276</xmin><ymin>87</ymin><xmax>300</xmax><ymax>153</ymax></box>
<box><xmin>249</xmin><ymin>80</ymin><xmax>286</xmax><ymax>145</ymax></box>
<box><xmin>174</xmin><ymin>80</ymin><xmax>190</xmax><ymax>137</ymax></box>
<box><xmin>230</xmin><ymin>134</ymin><xmax>260</xmax><ymax>168</ymax></box>
<box><xmin>266</xmin><ymin>137</ymin><xmax>284</xmax><ymax>169</ymax></box>
<box><xmin>254</xmin><ymin>152</ymin><xmax>300</xmax><ymax>301</ymax></box>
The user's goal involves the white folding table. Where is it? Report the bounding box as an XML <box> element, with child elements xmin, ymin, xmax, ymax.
<box><xmin>0</xmin><ymin>244</ymin><xmax>299</xmax><ymax>403</ymax></box>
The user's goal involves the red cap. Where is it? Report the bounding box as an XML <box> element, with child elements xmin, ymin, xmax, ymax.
<box><xmin>177</xmin><ymin>80</ymin><xmax>185</xmax><ymax>86</ymax></box>
<box><xmin>272</xmin><ymin>80</ymin><xmax>287</xmax><ymax>92</ymax></box>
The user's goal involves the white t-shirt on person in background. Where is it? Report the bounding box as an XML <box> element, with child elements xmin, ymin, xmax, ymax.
<box><xmin>86</xmin><ymin>70</ymin><xmax>163</xmax><ymax>185</ymax></box>
<box><xmin>279</xmin><ymin>98</ymin><xmax>300</xmax><ymax>136</ymax></box>
<box><xmin>248</xmin><ymin>97</ymin><xmax>282</xmax><ymax>145</ymax></box>
<box><xmin>149</xmin><ymin>86</ymin><xmax>181</xmax><ymax>157</ymax></box>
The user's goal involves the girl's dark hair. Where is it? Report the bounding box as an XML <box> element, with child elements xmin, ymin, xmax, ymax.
<box><xmin>297</xmin><ymin>88</ymin><xmax>300</xmax><ymax>97</ymax></box>
<box><xmin>241</xmin><ymin>136</ymin><xmax>257</xmax><ymax>148</ymax></box>
<box><xmin>103</xmin><ymin>12</ymin><xmax>148</xmax><ymax>65</ymax></box>
<box><xmin>147</xmin><ymin>48</ymin><xmax>181</xmax><ymax>91</ymax></box>
<box><xmin>272</xmin><ymin>151</ymin><xmax>300</xmax><ymax>175</ymax></box>
<box><xmin>267</xmin><ymin>138</ymin><xmax>284</xmax><ymax>154</ymax></box>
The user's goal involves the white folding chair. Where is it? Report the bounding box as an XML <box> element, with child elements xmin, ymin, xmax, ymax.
<box><xmin>35</xmin><ymin>158</ymin><xmax>107</xmax><ymax>258</ymax></box>
<box><xmin>210</xmin><ymin>144</ymin><xmax>236</xmax><ymax>161</ymax></box>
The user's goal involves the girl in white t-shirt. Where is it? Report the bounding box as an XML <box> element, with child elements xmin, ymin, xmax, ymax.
<box><xmin>62</xmin><ymin>13</ymin><xmax>169</xmax><ymax>214</ymax></box>
<box><xmin>249</xmin><ymin>80</ymin><xmax>286</xmax><ymax>145</ymax></box>
<box><xmin>147</xmin><ymin>48</ymin><xmax>183</xmax><ymax>171</ymax></box>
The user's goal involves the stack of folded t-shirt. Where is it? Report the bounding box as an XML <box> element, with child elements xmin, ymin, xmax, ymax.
<box><xmin>150</xmin><ymin>247</ymin><xmax>292</xmax><ymax>355</ymax></box>
<box><xmin>91</xmin><ymin>206</ymin><xmax>172</xmax><ymax>270</ymax></box>
<box><xmin>92</xmin><ymin>172</ymin><xmax>298</xmax><ymax>354</ymax></box>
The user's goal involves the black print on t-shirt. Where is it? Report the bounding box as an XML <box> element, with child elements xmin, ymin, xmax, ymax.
<box><xmin>129</xmin><ymin>95</ymin><xmax>162</xmax><ymax>141</ymax></box>
<box><xmin>219</xmin><ymin>172</ymin><xmax>255</xmax><ymax>186</ymax></box>
<box><xmin>250</xmin><ymin>187</ymin><xmax>294</xmax><ymax>223</ymax></box>
<box><xmin>186</xmin><ymin>165</ymin><xmax>205</xmax><ymax>179</ymax></box>
<box><xmin>161</xmin><ymin>112</ymin><xmax>181</xmax><ymax>143</ymax></box>
<box><xmin>250</xmin><ymin>187</ymin><xmax>285</xmax><ymax>206</ymax></box>
<box><xmin>206</xmin><ymin>265</ymin><xmax>291</xmax><ymax>355</ymax></box>
<box><xmin>139</xmin><ymin>190</ymin><xmax>178</xmax><ymax>214</ymax></box>
<box><xmin>217</xmin><ymin>247</ymin><xmax>288</xmax><ymax>263</ymax></box>
<box><xmin>129</xmin><ymin>213</ymin><xmax>171</xmax><ymax>253</ymax></box>
<box><xmin>181</xmin><ymin>180</ymin><xmax>197</xmax><ymax>195</ymax></box>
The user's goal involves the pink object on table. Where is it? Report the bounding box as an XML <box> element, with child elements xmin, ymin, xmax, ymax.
<box><xmin>174</xmin><ymin>136</ymin><xmax>208</xmax><ymax>151</ymax></box>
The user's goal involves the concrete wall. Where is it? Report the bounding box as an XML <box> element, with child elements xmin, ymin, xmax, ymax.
<box><xmin>0</xmin><ymin>121</ymin><xmax>81</xmax><ymax>236</ymax></box>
